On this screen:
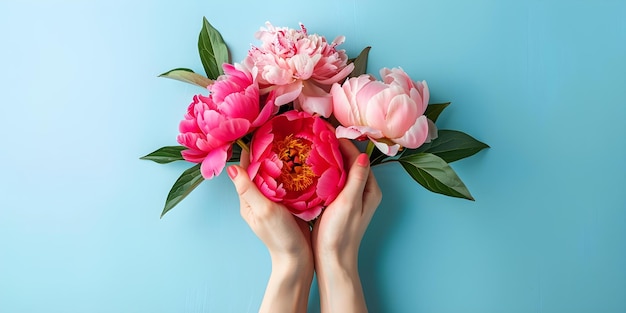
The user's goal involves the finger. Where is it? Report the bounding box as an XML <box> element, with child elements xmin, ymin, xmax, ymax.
<box><xmin>239</xmin><ymin>148</ymin><xmax>250</xmax><ymax>169</ymax></box>
<box><xmin>296</xmin><ymin>218</ymin><xmax>312</xmax><ymax>240</ymax></box>
<box><xmin>227</xmin><ymin>165</ymin><xmax>270</xmax><ymax>218</ymax></box>
<box><xmin>362</xmin><ymin>169</ymin><xmax>382</xmax><ymax>220</ymax></box>
<box><xmin>338</xmin><ymin>139</ymin><xmax>361</xmax><ymax>171</ymax></box>
<box><xmin>339</xmin><ymin>152</ymin><xmax>371</xmax><ymax>204</ymax></box>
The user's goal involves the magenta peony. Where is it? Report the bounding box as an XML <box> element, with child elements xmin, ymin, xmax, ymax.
<box><xmin>331</xmin><ymin>67</ymin><xmax>435</xmax><ymax>156</ymax></box>
<box><xmin>247</xmin><ymin>111</ymin><xmax>346</xmax><ymax>221</ymax></box>
<box><xmin>177</xmin><ymin>63</ymin><xmax>276</xmax><ymax>179</ymax></box>
<box><xmin>243</xmin><ymin>22</ymin><xmax>354</xmax><ymax>118</ymax></box>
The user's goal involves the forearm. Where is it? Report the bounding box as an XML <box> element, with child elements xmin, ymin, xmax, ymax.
<box><xmin>260</xmin><ymin>255</ymin><xmax>314</xmax><ymax>313</ymax></box>
<box><xmin>315</xmin><ymin>252</ymin><xmax>367</xmax><ymax>313</ymax></box>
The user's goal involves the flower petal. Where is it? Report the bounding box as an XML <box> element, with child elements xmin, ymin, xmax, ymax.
<box><xmin>211</xmin><ymin>118</ymin><xmax>251</xmax><ymax>142</ymax></box>
<box><xmin>371</xmin><ymin>138</ymin><xmax>400</xmax><ymax>156</ymax></box>
<box><xmin>251</xmin><ymin>92</ymin><xmax>277</xmax><ymax>128</ymax></box>
<box><xmin>314</xmin><ymin>62</ymin><xmax>354</xmax><ymax>85</ymax></box>
<box><xmin>293</xmin><ymin>205</ymin><xmax>323</xmax><ymax>221</ymax></box>
<box><xmin>365</xmin><ymin>86</ymin><xmax>419</xmax><ymax>138</ymax></box>
<box><xmin>426</xmin><ymin>118</ymin><xmax>438</xmax><ymax>143</ymax></box>
<box><xmin>316</xmin><ymin>168</ymin><xmax>343</xmax><ymax>204</ymax></box>
<box><xmin>335</xmin><ymin>125</ymin><xmax>383</xmax><ymax>140</ymax></box>
<box><xmin>180</xmin><ymin>147</ymin><xmax>206</xmax><ymax>163</ymax></box>
<box><xmin>330</xmin><ymin>82</ymin><xmax>357</xmax><ymax>126</ymax></box>
<box><xmin>200</xmin><ymin>147</ymin><xmax>229</xmax><ymax>179</ymax></box>
<box><xmin>273</xmin><ymin>81</ymin><xmax>303</xmax><ymax>106</ymax></box>
<box><xmin>392</xmin><ymin>115</ymin><xmax>429</xmax><ymax>149</ymax></box>
<box><xmin>296</xmin><ymin>81</ymin><xmax>333</xmax><ymax>117</ymax></box>
<box><xmin>220</xmin><ymin>91</ymin><xmax>260</xmax><ymax>121</ymax></box>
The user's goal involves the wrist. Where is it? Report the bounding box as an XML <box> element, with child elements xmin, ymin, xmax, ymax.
<box><xmin>315</xmin><ymin>245</ymin><xmax>359</xmax><ymax>268</ymax></box>
<box><xmin>314</xmin><ymin>247</ymin><xmax>361</xmax><ymax>291</ymax></box>
<box><xmin>271</xmin><ymin>250</ymin><xmax>314</xmax><ymax>279</ymax></box>
<box><xmin>314</xmin><ymin>250</ymin><xmax>367</xmax><ymax>313</ymax></box>
<box><xmin>259</xmin><ymin>251</ymin><xmax>314</xmax><ymax>313</ymax></box>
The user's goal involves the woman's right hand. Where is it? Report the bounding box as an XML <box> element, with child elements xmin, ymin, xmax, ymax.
<box><xmin>313</xmin><ymin>139</ymin><xmax>382</xmax><ymax>261</ymax></box>
<box><xmin>312</xmin><ymin>139</ymin><xmax>382</xmax><ymax>312</ymax></box>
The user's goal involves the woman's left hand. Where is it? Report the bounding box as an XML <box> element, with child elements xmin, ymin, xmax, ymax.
<box><xmin>227</xmin><ymin>149</ymin><xmax>312</xmax><ymax>261</ymax></box>
<box><xmin>228</xmin><ymin>150</ymin><xmax>314</xmax><ymax>313</ymax></box>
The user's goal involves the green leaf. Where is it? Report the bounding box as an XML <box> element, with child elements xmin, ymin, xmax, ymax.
<box><xmin>159</xmin><ymin>68</ymin><xmax>213</xmax><ymax>88</ymax></box>
<box><xmin>348</xmin><ymin>46</ymin><xmax>371</xmax><ymax>78</ymax></box>
<box><xmin>407</xmin><ymin>130</ymin><xmax>489</xmax><ymax>163</ymax></box>
<box><xmin>399</xmin><ymin>153</ymin><xmax>474</xmax><ymax>200</ymax></box>
<box><xmin>424</xmin><ymin>102</ymin><xmax>450</xmax><ymax>123</ymax></box>
<box><xmin>140</xmin><ymin>146</ymin><xmax>186</xmax><ymax>164</ymax></box>
<box><xmin>161</xmin><ymin>164</ymin><xmax>204</xmax><ymax>218</ymax></box>
<box><xmin>198</xmin><ymin>17</ymin><xmax>229</xmax><ymax>79</ymax></box>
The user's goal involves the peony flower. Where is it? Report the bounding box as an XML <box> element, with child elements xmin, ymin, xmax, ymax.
<box><xmin>331</xmin><ymin>67</ymin><xmax>436</xmax><ymax>156</ymax></box>
<box><xmin>243</xmin><ymin>22</ymin><xmax>354</xmax><ymax>117</ymax></box>
<box><xmin>247</xmin><ymin>111</ymin><xmax>346</xmax><ymax>221</ymax></box>
<box><xmin>177</xmin><ymin>63</ymin><xmax>276</xmax><ymax>179</ymax></box>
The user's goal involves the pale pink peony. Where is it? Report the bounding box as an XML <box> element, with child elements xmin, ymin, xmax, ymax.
<box><xmin>243</xmin><ymin>22</ymin><xmax>354</xmax><ymax>117</ymax></box>
<box><xmin>331</xmin><ymin>67</ymin><xmax>436</xmax><ymax>156</ymax></box>
<box><xmin>247</xmin><ymin>111</ymin><xmax>346</xmax><ymax>221</ymax></box>
<box><xmin>177</xmin><ymin>63</ymin><xmax>276</xmax><ymax>179</ymax></box>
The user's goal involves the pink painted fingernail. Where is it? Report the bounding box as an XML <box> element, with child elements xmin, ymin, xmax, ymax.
<box><xmin>227</xmin><ymin>166</ymin><xmax>238</xmax><ymax>179</ymax></box>
<box><xmin>357</xmin><ymin>153</ymin><xmax>369</xmax><ymax>167</ymax></box>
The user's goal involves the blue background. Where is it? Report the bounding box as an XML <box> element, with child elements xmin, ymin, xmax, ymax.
<box><xmin>1</xmin><ymin>0</ymin><xmax>624</xmax><ymax>312</ymax></box>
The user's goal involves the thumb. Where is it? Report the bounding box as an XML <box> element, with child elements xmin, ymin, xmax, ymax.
<box><xmin>227</xmin><ymin>165</ymin><xmax>270</xmax><ymax>216</ymax></box>
<box><xmin>340</xmin><ymin>153</ymin><xmax>370</xmax><ymax>200</ymax></box>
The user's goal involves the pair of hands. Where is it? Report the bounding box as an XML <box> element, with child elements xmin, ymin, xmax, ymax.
<box><xmin>227</xmin><ymin>139</ymin><xmax>381</xmax><ymax>267</ymax></box>
<box><xmin>227</xmin><ymin>139</ymin><xmax>382</xmax><ymax>312</ymax></box>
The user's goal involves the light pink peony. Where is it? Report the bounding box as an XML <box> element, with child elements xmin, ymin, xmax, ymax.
<box><xmin>243</xmin><ymin>22</ymin><xmax>354</xmax><ymax>118</ymax></box>
<box><xmin>177</xmin><ymin>63</ymin><xmax>276</xmax><ymax>179</ymax></box>
<box><xmin>247</xmin><ymin>111</ymin><xmax>346</xmax><ymax>221</ymax></box>
<box><xmin>331</xmin><ymin>67</ymin><xmax>436</xmax><ymax>156</ymax></box>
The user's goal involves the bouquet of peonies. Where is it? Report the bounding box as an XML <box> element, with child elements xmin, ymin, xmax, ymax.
<box><xmin>141</xmin><ymin>17</ymin><xmax>488</xmax><ymax>220</ymax></box>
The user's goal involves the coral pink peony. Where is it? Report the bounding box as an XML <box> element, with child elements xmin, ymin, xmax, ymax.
<box><xmin>331</xmin><ymin>67</ymin><xmax>436</xmax><ymax>156</ymax></box>
<box><xmin>177</xmin><ymin>63</ymin><xmax>276</xmax><ymax>179</ymax></box>
<box><xmin>243</xmin><ymin>22</ymin><xmax>354</xmax><ymax>117</ymax></box>
<box><xmin>247</xmin><ymin>111</ymin><xmax>346</xmax><ymax>221</ymax></box>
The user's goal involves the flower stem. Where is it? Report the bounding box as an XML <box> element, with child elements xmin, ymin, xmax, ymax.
<box><xmin>365</xmin><ymin>141</ymin><xmax>375</xmax><ymax>158</ymax></box>
<box><xmin>236</xmin><ymin>139</ymin><xmax>250</xmax><ymax>153</ymax></box>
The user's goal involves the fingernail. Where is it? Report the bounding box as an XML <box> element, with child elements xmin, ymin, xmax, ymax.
<box><xmin>227</xmin><ymin>166</ymin><xmax>238</xmax><ymax>179</ymax></box>
<box><xmin>357</xmin><ymin>153</ymin><xmax>369</xmax><ymax>167</ymax></box>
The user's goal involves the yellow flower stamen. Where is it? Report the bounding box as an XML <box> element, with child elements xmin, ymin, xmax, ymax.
<box><xmin>274</xmin><ymin>135</ymin><xmax>316</xmax><ymax>191</ymax></box>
